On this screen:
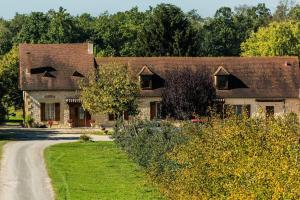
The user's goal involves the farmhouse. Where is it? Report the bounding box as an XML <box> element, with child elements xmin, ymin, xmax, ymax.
<box><xmin>19</xmin><ymin>43</ymin><xmax>300</xmax><ymax>127</ymax></box>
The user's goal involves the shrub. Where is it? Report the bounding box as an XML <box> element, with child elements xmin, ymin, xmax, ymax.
<box><xmin>159</xmin><ymin>113</ymin><xmax>300</xmax><ymax>199</ymax></box>
<box><xmin>25</xmin><ymin>115</ymin><xmax>34</xmax><ymax>128</ymax></box>
<box><xmin>113</xmin><ymin>120</ymin><xmax>186</xmax><ymax>177</ymax></box>
<box><xmin>80</xmin><ymin>134</ymin><xmax>91</xmax><ymax>142</ymax></box>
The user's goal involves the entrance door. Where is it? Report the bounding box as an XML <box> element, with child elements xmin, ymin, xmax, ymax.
<box><xmin>69</xmin><ymin>103</ymin><xmax>91</xmax><ymax>127</ymax></box>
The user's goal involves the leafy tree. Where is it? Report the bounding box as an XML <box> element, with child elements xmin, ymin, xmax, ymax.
<box><xmin>80</xmin><ymin>63</ymin><xmax>140</xmax><ymax>118</ymax></box>
<box><xmin>137</xmin><ymin>4</ymin><xmax>200</xmax><ymax>56</ymax></box>
<box><xmin>0</xmin><ymin>19</ymin><xmax>13</xmax><ymax>55</ymax></box>
<box><xmin>234</xmin><ymin>4</ymin><xmax>271</xmax><ymax>44</ymax></box>
<box><xmin>161</xmin><ymin>68</ymin><xmax>215</xmax><ymax>120</ymax></box>
<box><xmin>0</xmin><ymin>47</ymin><xmax>21</xmax><ymax>119</ymax></box>
<box><xmin>75</xmin><ymin>13</ymin><xmax>96</xmax><ymax>43</ymax></box>
<box><xmin>288</xmin><ymin>4</ymin><xmax>300</xmax><ymax>20</ymax></box>
<box><xmin>202</xmin><ymin>7</ymin><xmax>238</xmax><ymax>56</ymax></box>
<box><xmin>241</xmin><ymin>21</ymin><xmax>300</xmax><ymax>57</ymax></box>
<box><xmin>16</xmin><ymin>12</ymin><xmax>50</xmax><ymax>43</ymax></box>
<box><xmin>93</xmin><ymin>8</ymin><xmax>145</xmax><ymax>56</ymax></box>
<box><xmin>273</xmin><ymin>0</ymin><xmax>295</xmax><ymax>21</ymax></box>
<box><xmin>46</xmin><ymin>7</ymin><xmax>81</xmax><ymax>43</ymax></box>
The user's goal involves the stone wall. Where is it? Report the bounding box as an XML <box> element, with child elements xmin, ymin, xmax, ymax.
<box><xmin>24</xmin><ymin>90</ymin><xmax>300</xmax><ymax>128</ymax></box>
<box><xmin>224</xmin><ymin>98</ymin><xmax>300</xmax><ymax>118</ymax></box>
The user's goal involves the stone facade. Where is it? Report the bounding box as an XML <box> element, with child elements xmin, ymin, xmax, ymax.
<box><xmin>24</xmin><ymin>90</ymin><xmax>163</xmax><ymax>128</ymax></box>
<box><xmin>24</xmin><ymin>89</ymin><xmax>300</xmax><ymax>128</ymax></box>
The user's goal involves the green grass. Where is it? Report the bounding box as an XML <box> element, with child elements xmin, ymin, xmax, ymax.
<box><xmin>45</xmin><ymin>142</ymin><xmax>163</xmax><ymax>200</ymax></box>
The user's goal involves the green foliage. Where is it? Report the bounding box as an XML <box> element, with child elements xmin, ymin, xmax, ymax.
<box><xmin>93</xmin><ymin>8</ymin><xmax>145</xmax><ymax>56</ymax></box>
<box><xmin>24</xmin><ymin>115</ymin><xmax>33</xmax><ymax>127</ymax></box>
<box><xmin>156</xmin><ymin>114</ymin><xmax>300</xmax><ymax>199</ymax></box>
<box><xmin>137</xmin><ymin>4</ymin><xmax>200</xmax><ymax>56</ymax></box>
<box><xmin>0</xmin><ymin>47</ymin><xmax>21</xmax><ymax>119</ymax></box>
<box><xmin>241</xmin><ymin>21</ymin><xmax>300</xmax><ymax>57</ymax></box>
<box><xmin>46</xmin><ymin>7</ymin><xmax>81</xmax><ymax>43</ymax></box>
<box><xmin>0</xmin><ymin>19</ymin><xmax>13</xmax><ymax>55</ymax></box>
<box><xmin>80</xmin><ymin>63</ymin><xmax>140</xmax><ymax>116</ymax></box>
<box><xmin>79</xmin><ymin>134</ymin><xmax>91</xmax><ymax>142</ymax></box>
<box><xmin>16</xmin><ymin>12</ymin><xmax>49</xmax><ymax>43</ymax></box>
<box><xmin>115</xmin><ymin>112</ymin><xmax>300</xmax><ymax>199</ymax></box>
<box><xmin>113</xmin><ymin>120</ymin><xmax>186</xmax><ymax>176</ymax></box>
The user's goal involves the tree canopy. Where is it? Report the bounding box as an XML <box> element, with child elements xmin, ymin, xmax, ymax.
<box><xmin>80</xmin><ymin>63</ymin><xmax>140</xmax><ymax>117</ymax></box>
<box><xmin>241</xmin><ymin>21</ymin><xmax>300</xmax><ymax>57</ymax></box>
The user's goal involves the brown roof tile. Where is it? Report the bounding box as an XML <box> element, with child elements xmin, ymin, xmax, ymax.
<box><xmin>96</xmin><ymin>57</ymin><xmax>300</xmax><ymax>98</ymax></box>
<box><xmin>19</xmin><ymin>43</ymin><xmax>94</xmax><ymax>91</ymax></box>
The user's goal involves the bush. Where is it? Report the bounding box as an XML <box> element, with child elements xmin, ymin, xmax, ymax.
<box><xmin>80</xmin><ymin>134</ymin><xmax>91</xmax><ymax>142</ymax></box>
<box><xmin>113</xmin><ymin>120</ymin><xmax>186</xmax><ymax>177</ymax></box>
<box><xmin>25</xmin><ymin>115</ymin><xmax>33</xmax><ymax>128</ymax></box>
<box><xmin>158</xmin><ymin>113</ymin><xmax>300</xmax><ymax>199</ymax></box>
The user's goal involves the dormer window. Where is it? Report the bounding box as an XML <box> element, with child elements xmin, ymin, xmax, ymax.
<box><xmin>216</xmin><ymin>75</ymin><xmax>228</xmax><ymax>90</ymax></box>
<box><xmin>140</xmin><ymin>75</ymin><xmax>153</xmax><ymax>89</ymax></box>
<box><xmin>139</xmin><ymin>65</ymin><xmax>155</xmax><ymax>90</ymax></box>
<box><xmin>214</xmin><ymin>66</ymin><xmax>230</xmax><ymax>90</ymax></box>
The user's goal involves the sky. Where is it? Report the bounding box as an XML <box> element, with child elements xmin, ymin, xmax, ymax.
<box><xmin>0</xmin><ymin>0</ymin><xmax>295</xmax><ymax>19</ymax></box>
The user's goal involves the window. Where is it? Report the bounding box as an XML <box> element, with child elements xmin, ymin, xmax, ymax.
<box><xmin>45</xmin><ymin>103</ymin><xmax>55</xmax><ymax>120</ymax></box>
<box><xmin>41</xmin><ymin>103</ymin><xmax>60</xmax><ymax>121</ymax></box>
<box><xmin>150</xmin><ymin>102</ymin><xmax>162</xmax><ymax>120</ymax></box>
<box><xmin>233</xmin><ymin>105</ymin><xmax>242</xmax><ymax>116</ymax></box>
<box><xmin>216</xmin><ymin>75</ymin><xmax>228</xmax><ymax>90</ymax></box>
<box><xmin>266</xmin><ymin>106</ymin><xmax>274</xmax><ymax>118</ymax></box>
<box><xmin>79</xmin><ymin>107</ymin><xmax>85</xmax><ymax>120</ymax></box>
<box><xmin>140</xmin><ymin>75</ymin><xmax>153</xmax><ymax>89</ymax></box>
<box><xmin>232</xmin><ymin>105</ymin><xmax>251</xmax><ymax>117</ymax></box>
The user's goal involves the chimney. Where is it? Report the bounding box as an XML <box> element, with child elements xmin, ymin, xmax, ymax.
<box><xmin>88</xmin><ymin>43</ymin><xmax>93</xmax><ymax>55</ymax></box>
<box><xmin>25</xmin><ymin>52</ymin><xmax>31</xmax><ymax>75</ymax></box>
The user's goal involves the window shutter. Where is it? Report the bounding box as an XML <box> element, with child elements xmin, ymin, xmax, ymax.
<box><xmin>41</xmin><ymin>103</ymin><xmax>45</xmax><ymax>121</ymax></box>
<box><xmin>124</xmin><ymin>111</ymin><xmax>129</xmax><ymax>121</ymax></box>
<box><xmin>55</xmin><ymin>103</ymin><xmax>60</xmax><ymax>121</ymax></box>
<box><xmin>150</xmin><ymin>102</ymin><xmax>156</xmax><ymax>120</ymax></box>
<box><xmin>108</xmin><ymin>114</ymin><xmax>115</xmax><ymax>121</ymax></box>
<box><xmin>245</xmin><ymin>105</ymin><xmax>251</xmax><ymax>118</ymax></box>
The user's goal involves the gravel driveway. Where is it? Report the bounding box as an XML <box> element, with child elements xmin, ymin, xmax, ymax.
<box><xmin>0</xmin><ymin>128</ymin><xmax>112</xmax><ymax>200</ymax></box>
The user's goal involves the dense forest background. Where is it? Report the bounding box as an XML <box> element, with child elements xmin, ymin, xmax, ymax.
<box><xmin>0</xmin><ymin>0</ymin><xmax>299</xmax><ymax>58</ymax></box>
<box><xmin>1</xmin><ymin>0</ymin><xmax>300</xmax><ymax>119</ymax></box>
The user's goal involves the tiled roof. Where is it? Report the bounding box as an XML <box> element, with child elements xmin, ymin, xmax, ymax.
<box><xmin>96</xmin><ymin>57</ymin><xmax>300</xmax><ymax>98</ymax></box>
<box><xmin>19</xmin><ymin>43</ymin><xmax>95</xmax><ymax>91</ymax></box>
<box><xmin>19</xmin><ymin>43</ymin><xmax>300</xmax><ymax>99</ymax></box>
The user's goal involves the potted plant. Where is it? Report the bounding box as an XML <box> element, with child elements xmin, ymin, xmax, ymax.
<box><xmin>67</xmin><ymin>119</ymin><xmax>73</xmax><ymax>128</ymax></box>
<box><xmin>89</xmin><ymin>119</ymin><xmax>96</xmax><ymax>128</ymax></box>
<box><xmin>48</xmin><ymin>120</ymin><xmax>54</xmax><ymax>128</ymax></box>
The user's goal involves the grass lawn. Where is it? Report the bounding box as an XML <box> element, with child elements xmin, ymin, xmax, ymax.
<box><xmin>45</xmin><ymin>142</ymin><xmax>163</xmax><ymax>200</ymax></box>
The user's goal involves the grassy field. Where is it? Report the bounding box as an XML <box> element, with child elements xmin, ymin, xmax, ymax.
<box><xmin>45</xmin><ymin>142</ymin><xmax>163</xmax><ymax>200</ymax></box>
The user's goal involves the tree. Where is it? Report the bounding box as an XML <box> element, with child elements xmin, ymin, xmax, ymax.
<box><xmin>202</xmin><ymin>7</ymin><xmax>238</xmax><ymax>56</ymax></box>
<box><xmin>0</xmin><ymin>19</ymin><xmax>13</xmax><ymax>56</ymax></box>
<box><xmin>137</xmin><ymin>4</ymin><xmax>200</xmax><ymax>56</ymax></box>
<box><xmin>241</xmin><ymin>21</ymin><xmax>300</xmax><ymax>57</ymax></box>
<box><xmin>288</xmin><ymin>4</ymin><xmax>300</xmax><ymax>20</ymax></box>
<box><xmin>161</xmin><ymin>68</ymin><xmax>215</xmax><ymax>120</ymax></box>
<box><xmin>0</xmin><ymin>47</ymin><xmax>21</xmax><ymax>120</ymax></box>
<box><xmin>234</xmin><ymin>4</ymin><xmax>271</xmax><ymax>46</ymax></box>
<box><xmin>92</xmin><ymin>8</ymin><xmax>145</xmax><ymax>56</ymax></box>
<box><xmin>273</xmin><ymin>0</ymin><xmax>295</xmax><ymax>21</ymax></box>
<box><xmin>80</xmin><ymin>63</ymin><xmax>140</xmax><ymax>118</ymax></box>
<box><xmin>46</xmin><ymin>7</ymin><xmax>80</xmax><ymax>43</ymax></box>
<box><xmin>16</xmin><ymin>12</ymin><xmax>50</xmax><ymax>43</ymax></box>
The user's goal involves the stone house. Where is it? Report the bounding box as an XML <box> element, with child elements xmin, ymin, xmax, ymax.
<box><xmin>19</xmin><ymin>43</ymin><xmax>300</xmax><ymax>128</ymax></box>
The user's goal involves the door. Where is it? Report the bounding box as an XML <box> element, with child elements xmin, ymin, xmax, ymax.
<box><xmin>69</xmin><ymin>103</ymin><xmax>91</xmax><ymax>127</ymax></box>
